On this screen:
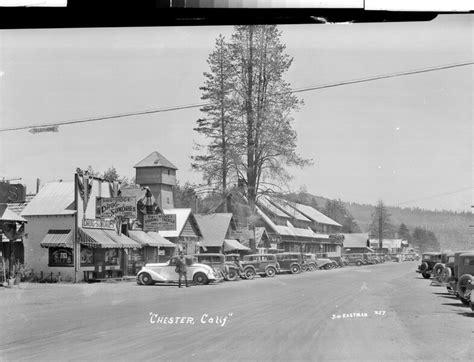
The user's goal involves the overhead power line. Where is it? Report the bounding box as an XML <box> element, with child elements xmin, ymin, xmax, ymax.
<box><xmin>0</xmin><ymin>60</ymin><xmax>472</xmax><ymax>133</ymax></box>
<box><xmin>393</xmin><ymin>186</ymin><xmax>474</xmax><ymax>207</ymax></box>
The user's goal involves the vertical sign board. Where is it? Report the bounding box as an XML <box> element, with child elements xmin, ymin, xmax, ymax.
<box><xmin>0</xmin><ymin>183</ymin><xmax>26</xmax><ymax>203</ymax></box>
<box><xmin>96</xmin><ymin>197</ymin><xmax>137</xmax><ymax>219</ymax></box>
<box><xmin>143</xmin><ymin>214</ymin><xmax>177</xmax><ymax>232</ymax></box>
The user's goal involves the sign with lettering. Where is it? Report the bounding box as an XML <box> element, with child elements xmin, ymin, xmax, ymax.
<box><xmin>82</xmin><ymin>218</ymin><xmax>115</xmax><ymax>230</ymax></box>
<box><xmin>96</xmin><ymin>197</ymin><xmax>137</xmax><ymax>218</ymax></box>
<box><xmin>144</xmin><ymin>214</ymin><xmax>176</xmax><ymax>232</ymax></box>
<box><xmin>0</xmin><ymin>183</ymin><xmax>26</xmax><ymax>203</ymax></box>
<box><xmin>28</xmin><ymin>125</ymin><xmax>59</xmax><ymax>134</ymax></box>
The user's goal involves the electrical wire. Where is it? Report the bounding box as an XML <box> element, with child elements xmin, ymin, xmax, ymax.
<box><xmin>0</xmin><ymin>61</ymin><xmax>472</xmax><ymax>133</ymax></box>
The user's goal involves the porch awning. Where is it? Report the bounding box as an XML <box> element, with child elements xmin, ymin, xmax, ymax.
<box><xmin>102</xmin><ymin>230</ymin><xmax>141</xmax><ymax>249</ymax></box>
<box><xmin>147</xmin><ymin>232</ymin><xmax>177</xmax><ymax>248</ymax></box>
<box><xmin>79</xmin><ymin>228</ymin><xmax>141</xmax><ymax>249</ymax></box>
<box><xmin>40</xmin><ymin>229</ymin><xmax>73</xmax><ymax>248</ymax></box>
<box><xmin>128</xmin><ymin>230</ymin><xmax>161</xmax><ymax>247</ymax></box>
<box><xmin>224</xmin><ymin>239</ymin><xmax>250</xmax><ymax>252</ymax></box>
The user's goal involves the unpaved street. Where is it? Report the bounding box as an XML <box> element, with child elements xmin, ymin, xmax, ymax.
<box><xmin>1</xmin><ymin>261</ymin><xmax>473</xmax><ymax>361</ymax></box>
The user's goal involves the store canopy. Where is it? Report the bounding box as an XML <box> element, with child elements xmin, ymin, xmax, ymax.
<box><xmin>40</xmin><ymin>229</ymin><xmax>74</xmax><ymax>248</ymax></box>
<box><xmin>0</xmin><ymin>204</ymin><xmax>27</xmax><ymax>223</ymax></box>
<box><xmin>223</xmin><ymin>239</ymin><xmax>250</xmax><ymax>252</ymax></box>
<box><xmin>79</xmin><ymin>228</ymin><xmax>140</xmax><ymax>249</ymax></box>
<box><xmin>128</xmin><ymin>230</ymin><xmax>162</xmax><ymax>247</ymax></box>
<box><xmin>147</xmin><ymin>232</ymin><xmax>177</xmax><ymax>248</ymax></box>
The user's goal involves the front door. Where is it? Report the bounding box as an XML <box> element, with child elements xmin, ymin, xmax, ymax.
<box><xmin>94</xmin><ymin>249</ymin><xmax>106</xmax><ymax>279</ymax></box>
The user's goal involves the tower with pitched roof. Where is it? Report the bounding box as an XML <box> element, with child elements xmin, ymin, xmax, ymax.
<box><xmin>134</xmin><ymin>151</ymin><xmax>177</xmax><ymax>209</ymax></box>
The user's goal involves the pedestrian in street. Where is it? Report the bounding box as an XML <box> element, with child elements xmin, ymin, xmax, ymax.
<box><xmin>176</xmin><ymin>251</ymin><xmax>189</xmax><ymax>288</ymax></box>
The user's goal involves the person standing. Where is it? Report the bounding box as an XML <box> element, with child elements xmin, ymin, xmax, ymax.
<box><xmin>176</xmin><ymin>252</ymin><xmax>189</xmax><ymax>288</ymax></box>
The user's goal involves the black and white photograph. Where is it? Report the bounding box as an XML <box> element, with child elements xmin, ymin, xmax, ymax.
<box><xmin>0</xmin><ymin>1</ymin><xmax>473</xmax><ymax>361</ymax></box>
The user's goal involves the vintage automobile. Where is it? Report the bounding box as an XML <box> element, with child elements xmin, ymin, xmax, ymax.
<box><xmin>192</xmin><ymin>253</ymin><xmax>229</xmax><ymax>280</ymax></box>
<box><xmin>416</xmin><ymin>252</ymin><xmax>442</xmax><ymax>279</ymax></box>
<box><xmin>431</xmin><ymin>252</ymin><xmax>452</xmax><ymax>285</ymax></box>
<box><xmin>275</xmin><ymin>252</ymin><xmax>305</xmax><ymax>274</ymax></box>
<box><xmin>224</xmin><ymin>254</ymin><xmax>244</xmax><ymax>281</ymax></box>
<box><xmin>306</xmin><ymin>253</ymin><xmax>337</xmax><ymax>270</ymax></box>
<box><xmin>241</xmin><ymin>254</ymin><xmax>280</xmax><ymax>279</ymax></box>
<box><xmin>344</xmin><ymin>253</ymin><xmax>365</xmax><ymax>266</ymax></box>
<box><xmin>136</xmin><ymin>255</ymin><xmax>220</xmax><ymax>286</ymax></box>
<box><xmin>454</xmin><ymin>252</ymin><xmax>474</xmax><ymax>305</ymax></box>
<box><xmin>442</xmin><ymin>251</ymin><xmax>472</xmax><ymax>294</ymax></box>
<box><xmin>328</xmin><ymin>256</ymin><xmax>345</xmax><ymax>268</ymax></box>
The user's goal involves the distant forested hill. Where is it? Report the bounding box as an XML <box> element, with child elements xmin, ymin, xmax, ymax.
<box><xmin>302</xmin><ymin>194</ymin><xmax>472</xmax><ymax>251</ymax></box>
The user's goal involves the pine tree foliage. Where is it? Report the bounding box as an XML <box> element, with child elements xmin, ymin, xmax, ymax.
<box><xmin>369</xmin><ymin>200</ymin><xmax>395</xmax><ymax>239</ymax></box>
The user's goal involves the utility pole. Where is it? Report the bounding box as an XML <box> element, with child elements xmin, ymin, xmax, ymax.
<box><xmin>378</xmin><ymin>213</ymin><xmax>383</xmax><ymax>252</ymax></box>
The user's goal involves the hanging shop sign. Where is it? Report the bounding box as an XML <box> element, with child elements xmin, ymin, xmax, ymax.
<box><xmin>96</xmin><ymin>196</ymin><xmax>137</xmax><ymax>219</ymax></box>
<box><xmin>0</xmin><ymin>183</ymin><xmax>26</xmax><ymax>203</ymax></box>
<box><xmin>82</xmin><ymin>218</ymin><xmax>115</xmax><ymax>230</ymax></box>
<box><xmin>143</xmin><ymin>214</ymin><xmax>177</xmax><ymax>232</ymax></box>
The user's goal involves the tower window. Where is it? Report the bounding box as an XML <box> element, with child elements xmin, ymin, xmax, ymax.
<box><xmin>167</xmin><ymin>197</ymin><xmax>170</xmax><ymax>204</ymax></box>
<box><xmin>167</xmin><ymin>169</ymin><xmax>170</xmax><ymax>175</ymax></box>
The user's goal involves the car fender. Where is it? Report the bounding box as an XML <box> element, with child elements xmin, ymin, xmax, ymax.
<box><xmin>137</xmin><ymin>268</ymin><xmax>167</xmax><ymax>282</ymax></box>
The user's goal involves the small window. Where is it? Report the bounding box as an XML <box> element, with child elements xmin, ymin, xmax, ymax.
<box><xmin>49</xmin><ymin>248</ymin><xmax>73</xmax><ymax>267</ymax></box>
<box><xmin>167</xmin><ymin>197</ymin><xmax>170</xmax><ymax>204</ymax></box>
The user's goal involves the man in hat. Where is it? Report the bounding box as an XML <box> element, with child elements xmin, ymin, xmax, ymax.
<box><xmin>176</xmin><ymin>251</ymin><xmax>189</xmax><ymax>288</ymax></box>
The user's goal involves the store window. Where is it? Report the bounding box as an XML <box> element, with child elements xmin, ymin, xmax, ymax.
<box><xmin>49</xmin><ymin>248</ymin><xmax>73</xmax><ymax>267</ymax></box>
<box><xmin>105</xmin><ymin>249</ymin><xmax>121</xmax><ymax>266</ymax></box>
<box><xmin>80</xmin><ymin>246</ymin><xmax>94</xmax><ymax>266</ymax></box>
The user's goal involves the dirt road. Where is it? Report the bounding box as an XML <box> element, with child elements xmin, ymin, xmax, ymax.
<box><xmin>1</xmin><ymin>261</ymin><xmax>473</xmax><ymax>361</ymax></box>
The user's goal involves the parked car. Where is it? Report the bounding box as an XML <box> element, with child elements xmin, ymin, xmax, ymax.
<box><xmin>454</xmin><ymin>252</ymin><xmax>474</xmax><ymax>305</ymax></box>
<box><xmin>192</xmin><ymin>253</ymin><xmax>230</xmax><ymax>280</ymax></box>
<box><xmin>136</xmin><ymin>255</ymin><xmax>220</xmax><ymax>286</ymax></box>
<box><xmin>241</xmin><ymin>254</ymin><xmax>280</xmax><ymax>279</ymax></box>
<box><xmin>416</xmin><ymin>252</ymin><xmax>442</xmax><ymax>279</ymax></box>
<box><xmin>224</xmin><ymin>253</ymin><xmax>244</xmax><ymax>281</ymax></box>
<box><xmin>312</xmin><ymin>253</ymin><xmax>338</xmax><ymax>269</ymax></box>
<box><xmin>328</xmin><ymin>256</ymin><xmax>345</xmax><ymax>268</ymax></box>
<box><xmin>431</xmin><ymin>252</ymin><xmax>451</xmax><ymax>285</ymax></box>
<box><xmin>304</xmin><ymin>253</ymin><xmax>319</xmax><ymax>271</ymax></box>
<box><xmin>275</xmin><ymin>252</ymin><xmax>305</xmax><ymax>274</ymax></box>
<box><xmin>345</xmin><ymin>253</ymin><xmax>365</xmax><ymax>266</ymax></box>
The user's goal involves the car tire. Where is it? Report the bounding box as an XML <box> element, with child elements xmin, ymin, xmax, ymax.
<box><xmin>225</xmin><ymin>268</ymin><xmax>238</xmax><ymax>281</ymax></box>
<box><xmin>457</xmin><ymin>274</ymin><xmax>473</xmax><ymax>300</ymax></box>
<box><xmin>290</xmin><ymin>264</ymin><xmax>301</xmax><ymax>274</ymax></box>
<box><xmin>138</xmin><ymin>272</ymin><xmax>154</xmax><ymax>286</ymax></box>
<box><xmin>420</xmin><ymin>262</ymin><xmax>428</xmax><ymax>273</ymax></box>
<box><xmin>422</xmin><ymin>272</ymin><xmax>431</xmax><ymax>279</ymax></box>
<box><xmin>356</xmin><ymin>261</ymin><xmax>362</xmax><ymax>266</ymax></box>
<box><xmin>193</xmin><ymin>272</ymin><xmax>208</xmax><ymax>285</ymax></box>
<box><xmin>244</xmin><ymin>268</ymin><xmax>256</xmax><ymax>280</ymax></box>
<box><xmin>308</xmin><ymin>264</ymin><xmax>315</xmax><ymax>272</ymax></box>
<box><xmin>433</xmin><ymin>263</ymin><xmax>444</xmax><ymax>278</ymax></box>
<box><xmin>441</xmin><ymin>267</ymin><xmax>452</xmax><ymax>283</ymax></box>
<box><xmin>265</xmin><ymin>266</ymin><xmax>276</xmax><ymax>277</ymax></box>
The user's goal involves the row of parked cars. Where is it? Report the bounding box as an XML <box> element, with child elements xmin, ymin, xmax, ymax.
<box><xmin>136</xmin><ymin>251</ymin><xmax>387</xmax><ymax>286</ymax></box>
<box><xmin>416</xmin><ymin>251</ymin><xmax>474</xmax><ymax>311</ymax></box>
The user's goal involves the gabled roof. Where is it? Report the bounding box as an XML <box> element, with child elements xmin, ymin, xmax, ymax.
<box><xmin>267</xmin><ymin>197</ymin><xmax>312</xmax><ymax>222</ymax></box>
<box><xmin>7</xmin><ymin>195</ymin><xmax>34</xmax><ymax>216</ymax></box>
<box><xmin>290</xmin><ymin>202</ymin><xmax>342</xmax><ymax>227</ymax></box>
<box><xmin>21</xmin><ymin>182</ymin><xmax>75</xmax><ymax>216</ymax></box>
<box><xmin>369</xmin><ymin>238</ymin><xmax>404</xmax><ymax>249</ymax></box>
<box><xmin>159</xmin><ymin>208</ymin><xmax>202</xmax><ymax>238</ymax></box>
<box><xmin>194</xmin><ymin>213</ymin><xmax>234</xmax><ymax>247</ymax></box>
<box><xmin>134</xmin><ymin>151</ymin><xmax>178</xmax><ymax>170</ymax></box>
<box><xmin>257</xmin><ymin>196</ymin><xmax>289</xmax><ymax>218</ymax></box>
<box><xmin>342</xmin><ymin>233</ymin><xmax>370</xmax><ymax>248</ymax></box>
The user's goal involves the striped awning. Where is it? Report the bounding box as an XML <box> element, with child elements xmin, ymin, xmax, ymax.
<box><xmin>224</xmin><ymin>239</ymin><xmax>250</xmax><ymax>252</ymax></box>
<box><xmin>128</xmin><ymin>230</ymin><xmax>161</xmax><ymax>247</ymax></box>
<box><xmin>147</xmin><ymin>232</ymin><xmax>177</xmax><ymax>248</ymax></box>
<box><xmin>79</xmin><ymin>228</ymin><xmax>141</xmax><ymax>249</ymax></box>
<box><xmin>40</xmin><ymin>230</ymin><xmax>73</xmax><ymax>248</ymax></box>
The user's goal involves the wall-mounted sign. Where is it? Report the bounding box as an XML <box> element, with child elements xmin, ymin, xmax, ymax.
<box><xmin>82</xmin><ymin>218</ymin><xmax>115</xmax><ymax>230</ymax></box>
<box><xmin>96</xmin><ymin>197</ymin><xmax>137</xmax><ymax>218</ymax></box>
<box><xmin>0</xmin><ymin>183</ymin><xmax>26</xmax><ymax>203</ymax></box>
<box><xmin>143</xmin><ymin>214</ymin><xmax>177</xmax><ymax>232</ymax></box>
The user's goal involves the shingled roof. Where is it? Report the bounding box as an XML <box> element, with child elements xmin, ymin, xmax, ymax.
<box><xmin>134</xmin><ymin>151</ymin><xmax>178</xmax><ymax>170</ymax></box>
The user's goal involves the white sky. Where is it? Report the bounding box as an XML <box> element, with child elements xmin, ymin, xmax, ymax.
<box><xmin>0</xmin><ymin>15</ymin><xmax>472</xmax><ymax>212</ymax></box>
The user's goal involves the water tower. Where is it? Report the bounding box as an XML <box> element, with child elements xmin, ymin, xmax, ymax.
<box><xmin>134</xmin><ymin>151</ymin><xmax>177</xmax><ymax>209</ymax></box>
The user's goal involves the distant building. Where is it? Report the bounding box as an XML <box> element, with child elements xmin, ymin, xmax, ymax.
<box><xmin>342</xmin><ymin>233</ymin><xmax>373</xmax><ymax>254</ymax></box>
<box><xmin>134</xmin><ymin>151</ymin><xmax>178</xmax><ymax>210</ymax></box>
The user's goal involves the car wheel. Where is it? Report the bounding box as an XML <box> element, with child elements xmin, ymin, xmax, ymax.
<box><xmin>290</xmin><ymin>264</ymin><xmax>301</xmax><ymax>274</ymax></box>
<box><xmin>441</xmin><ymin>267</ymin><xmax>452</xmax><ymax>283</ymax></box>
<box><xmin>420</xmin><ymin>262</ymin><xmax>428</xmax><ymax>273</ymax></box>
<box><xmin>266</xmin><ymin>266</ymin><xmax>276</xmax><ymax>277</ymax></box>
<box><xmin>422</xmin><ymin>272</ymin><xmax>431</xmax><ymax>279</ymax></box>
<box><xmin>356</xmin><ymin>261</ymin><xmax>362</xmax><ymax>266</ymax></box>
<box><xmin>225</xmin><ymin>268</ymin><xmax>238</xmax><ymax>281</ymax></box>
<box><xmin>308</xmin><ymin>264</ymin><xmax>315</xmax><ymax>272</ymax></box>
<box><xmin>138</xmin><ymin>272</ymin><xmax>154</xmax><ymax>286</ymax></box>
<box><xmin>244</xmin><ymin>268</ymin><xmax>256</xmax><ymax>280</ymax></box>
<box><xmin>459</xmin><ymin>296</ymin><xmax>470</xmax><ymax>306</ymax></box>
<box><xmin>457</xmin><ymin>274</ymin><xmax>473</xmax><ymax>300</ymax></box>
<box><xmin>193</xmin><ymin>272</ymin><xmax>208</xmax><ymax>285</ymax></box>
